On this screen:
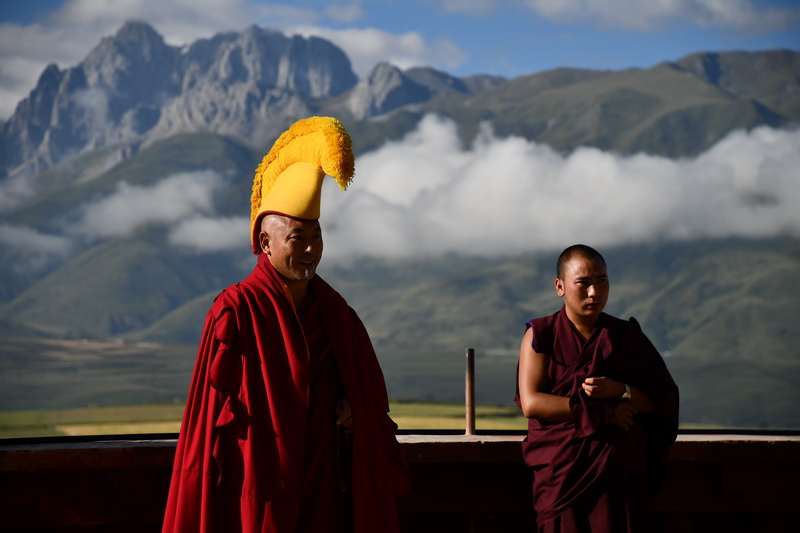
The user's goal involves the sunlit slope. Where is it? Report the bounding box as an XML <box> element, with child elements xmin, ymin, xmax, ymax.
<box><xmin>626</xmin><ymin>242</ymin><xmax>800</xmax><ymax>427</ymax></box>
<box><xmin>1</xmin><ymin>238</ymin><xmax>798</xmax><ymax>426</ymax></box>
<box><xmin>625</xmin><ymin>242</ymin><xmax>800</xmax><ymax>361</ymax></box>
<box><xmin>129</xmin><ymin>289</ymin><xmax>219</xmax><ymax>343</ymax></box>
<box><xmin>470</xmin><ymin>63</ymin><xmax>782</xmax><ymax>156</ymax></box>
<box><xmin>677</xmin><ymin>49</ymin><xmax>800</xmax><ymax>120</ymax></box>
<box><xmin>97</xmin><ymin>237</ymin><xmax>800</xmax><ymax>365</ymax></box>
<box><xmin>347</xmin><ymin>58</ymin><xmax>789</xmax><ymax>159</ymax></box>
<box><xmin>1</xmin><ymin>233</ymin><xmax>243</xmax><ymax>337</ymax></box>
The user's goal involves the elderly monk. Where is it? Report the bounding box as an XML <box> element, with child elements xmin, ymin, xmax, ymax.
<box><xmin>517</xmin><ymin>244</ymin><xmax>679</xmax><ymax>532</ymax></box>
<box><xmin>163</xmin><ymin>117</ymin><xmax>407</xmax><ymax>533</ymax></box>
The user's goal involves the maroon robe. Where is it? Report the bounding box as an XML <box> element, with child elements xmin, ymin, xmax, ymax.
<box><xmin>518</xmin><ymin>308</ymin><xmax>679</xmax><ymax>532</ymax></box>
<box><xmin>162</xmin><ymin>254</ymin><xmax>407</xmax><ymax>533</ymax></box>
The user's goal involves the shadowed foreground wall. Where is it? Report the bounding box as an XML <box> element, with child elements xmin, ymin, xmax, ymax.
<box><xmin>0</xmin><ymin>433</ymin><xmax>797</xmax><ymax>532</ymax></box>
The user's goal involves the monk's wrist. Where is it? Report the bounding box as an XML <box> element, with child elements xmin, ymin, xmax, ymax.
<box><xmin>620</xmin><ymin>383</ymin><xmax>631</xmax><ymax>400</ymax></box>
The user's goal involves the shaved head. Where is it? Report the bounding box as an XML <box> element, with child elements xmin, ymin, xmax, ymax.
<box><xmin>261</xmin><ymin>213</ymin><xmax>289</xmax><ymax>236</ymax></box>
<box><xmin>556</xmin><ymin>244</ymin><xmax>606</xmax><ymax>278</ymax></box>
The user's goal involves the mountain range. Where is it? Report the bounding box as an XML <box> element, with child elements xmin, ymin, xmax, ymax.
<box><xmin>3</xmin><ymin>21</ymin><xmax>799</xmax><ymax>185</ymax></box>
<box><xmin>1</xmin><ymin>21</ymin><xmax>798</xmax><ymax>428</ymax></box>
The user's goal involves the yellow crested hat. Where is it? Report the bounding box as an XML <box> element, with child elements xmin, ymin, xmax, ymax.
<box><xmin>250</xmin><ymin>116</ymin><xmax>354</xmax><ymax>253</ymax></box>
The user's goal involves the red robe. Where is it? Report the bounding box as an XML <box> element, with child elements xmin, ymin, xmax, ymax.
<box><xmin>518</xmin><ymin>308</ymin><xmax>679</xmax><ymax>532</ymax></box>
<box><xmin>162</xmin><ymin>254</ymin><xmax>407</xmax><ymax>533</ymax></box>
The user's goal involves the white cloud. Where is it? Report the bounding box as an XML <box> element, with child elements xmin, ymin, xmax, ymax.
<box><xmin>524</xmin><ymin>0</ymin><xmax>800</xmax><ymax>31</ymax></box>
<box><xmin>0</xmin><ymin>223</ymin><xmax>73</xmax><ymax>273</ymax></box>
<box><xmin>319</xmin><ymin>115</ymin><xmax>800</xmax><ymax>260</ymax></box>
<box><xmin>325</xmin><ymin>3</ymin><xmax>366</xmax><ymax>23</ymax></box>
<box><xmin>168</xmin><ymin>215</ymin><xmax>249</xmax><ymax>252</ymax></box>
<box><xmin>73</xmin><ymin>170</ymin><xmax>253</xmax><ymax>253</ymax></box>
<box><xmin>74</xmin><ymin>171</ymin><xmax>220</xmax><ymax>237</ymax></box>
<box><xmin>0</xmin><ymin>224</ymin><xmax>72</xmax><ymax>256</ymax></box>
<box><xmin>290</xmin><ymin>25</ymin><xmax>465</xmax><ymax>76</ymax></box>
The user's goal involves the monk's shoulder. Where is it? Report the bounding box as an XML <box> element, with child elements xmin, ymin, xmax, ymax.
<box><xmin>313</xmin><ymin>276</ymin><xmax>352</xmax><ymax>313</ymax></box>
<box><xmin>526</xmin><ymin>310</ymin><xmax>560</xmax><ymax>354</ymax></box>
<box><xmin>600</xmin><ymin>312</ymin><xmax>633</xmax><ymax>330</ymax></box>
<box><xmin>210</xmin><ymin>282</ymin><xmax>247</xmax><ymax>314</ymax></box>
<box><xmin>207</xmin><ymin>282</ymin><xmax>249</xmax><ymax>345</ymax></box>
<box><xmin>598</xmin><ymin>312</ymin><xmax>639</xmax><ymax>338</ymax></box>
<box><xmin>602</xmin><ymin>313</ymin><xmax>659</xmax><ymax>357</ymax></box>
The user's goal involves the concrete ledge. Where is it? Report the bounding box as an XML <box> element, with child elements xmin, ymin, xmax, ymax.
<box><xmin>1</xmin><ymin>433</ymin><xmax>798</xmax><ymax>532</ymax></box>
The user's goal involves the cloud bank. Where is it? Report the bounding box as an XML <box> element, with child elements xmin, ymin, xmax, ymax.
<box><xmin>69</xmin><ymin>170</ymin><xmax>248</xmax><ymax>253</ymax></box>
<box><xmin>168</xmin><ymin>215</ymin><xmax>249</xmax><ymax>251</ymax></box>
<box><xmin>0</xmin><ymin>223</ymin><xmax>72</xmax><ymax>273</ymax></box>
<box><xmin>318</xmin><ymin>115</ymin><xmax>800</xmax><ymax>260</ymax></box>
<box><xmin>0</xmin><ymin>224</ymin><xmax>72</xmax><ymax>256</ymax></box>
<box><xmin>74</xmin><ymin>171</ymin><xmax>220</xmax><ymax>238</ymax></box>
<box><xmin>6</xmin><ymin>118</ymin><xmax>798</xmax><ymax>260</ymax></box>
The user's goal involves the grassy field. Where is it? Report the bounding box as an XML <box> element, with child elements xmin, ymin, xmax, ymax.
<box><xmin>0</xmin><ymin>401</ymin><xmax>528</xmax><ymax>438</ymax></box>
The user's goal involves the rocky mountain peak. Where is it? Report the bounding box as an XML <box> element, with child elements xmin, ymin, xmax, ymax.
<box><xmin>404</xmin><ymin>66</ymin><xmax>469</xmax><ymax>95</ymax></box>
<box><xmin>347</xmin><ymin>62</ymin><xmax>431</xmax><ymax>119</ymax></box>
<box><xmin>368</xmin><ymin>61</ymin><xmax>402</xmax><ymax>83</ymax></box>
<box><xmin>114</xmin><ymin>20</ymin><xmax>166</xmax><ymax>47</ymax></box>
<box><xmin>82</xmin><ymin>20</ymin><xmax>176</xmax><ymax>91</ymax></box>
<box><xmin>0</xmin><ymin>23</ymin><xmax>359</xmax><ymax>182</ymax></box>
<box><xmin>37</xmin><ymin>63</ymin><xmax>63</xmax><ymax>87</ymax></box>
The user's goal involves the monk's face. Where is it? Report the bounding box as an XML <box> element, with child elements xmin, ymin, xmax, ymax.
<box><xmin>261</xmin><ymin>216</ymin><xmax>323</xmax><ymax>282</ymax></box>
<box><xmin>555</xmin><ymin>255</ymin><xmax>609</xmax><ymax>321</ymax></box>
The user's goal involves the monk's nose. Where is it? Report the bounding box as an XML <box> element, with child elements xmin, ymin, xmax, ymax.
<box><xmin>587</xmin><ymin>285</ymin><xmax>596</xmax><ymax>297</ymax></box>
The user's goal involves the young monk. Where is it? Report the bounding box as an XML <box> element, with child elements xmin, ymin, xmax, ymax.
<box><xmin>517</xmin><ymin>244</ymin><xmax>679</xmax><ymax>532</ymax></box>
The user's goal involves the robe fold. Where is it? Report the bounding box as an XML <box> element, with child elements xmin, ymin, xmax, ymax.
<box><xmin>162</xmin><ymin>254</ymin><xmax>407</xmax><ymax>533</ymax></box>
<box><xmin>518</xmin><ymin>307</ymin><xmax>679</xmax><ymax>532</ymax></box>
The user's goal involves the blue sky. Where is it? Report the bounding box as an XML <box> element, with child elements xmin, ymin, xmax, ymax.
<box><xmin>0</xmin><ymin>0</ymin><xmax>799</xmax><ymax>117</ymax></box>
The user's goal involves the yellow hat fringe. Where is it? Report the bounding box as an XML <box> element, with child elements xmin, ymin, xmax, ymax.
<box><xmin>250</xmin><ymin>116</ymin><xmax>354</xmax><ymax>230</ymax></box>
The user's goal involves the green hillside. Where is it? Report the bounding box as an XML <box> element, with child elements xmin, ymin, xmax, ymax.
<box><xmin>343</xmin><ymin>52</ymin><xmax>795</xmax><ymax>159</ymax></box>
<box><xmin>130</xmin><ymin>290</ymin><xmax>218</xmax><ymax>343</ymax></box>
<box><xmin>1</xmin><ymin>232</ymin><xmax>245</xmax><ymax>336</ymax></box>
<box><xmin>0</xmin><ymin>238</ymin><xmax>797</xmax><ymax>428</ymax></box>
<box><xmin>676</xmin><ymin>50</ymin><xmax>800</xmax><ymax>119</ymax></box>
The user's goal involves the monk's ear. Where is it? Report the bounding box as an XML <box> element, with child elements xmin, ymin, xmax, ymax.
<box><xmin>259</xmin><ymin>231</ymin><xmax>270</xmax><ymax>255</ymax></box>
<box><xmin>554</xmin><ymin>277</ymin><xmax>565</xmax><ymax>297</ymax></box>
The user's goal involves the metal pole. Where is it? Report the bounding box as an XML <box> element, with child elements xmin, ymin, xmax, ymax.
<box><xmin>465</xmin><ymin>347</ymin><xmax>475</xmax><ymax>436</ymax></box>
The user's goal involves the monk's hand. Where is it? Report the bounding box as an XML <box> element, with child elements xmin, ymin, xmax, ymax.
<box><xmin>336</xmin><ymin>399</ymin><xmax>353</xmax><ymax>429</ymax></box>
<box><xmin>582</xmin><ymin>377</ymin><xmax>625</xmax><ymax>399</ymax></box>
<box><xmin>608</xmin><ymin>401</ymin><xmax>637</xmax><ymax>431</ymax></box>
